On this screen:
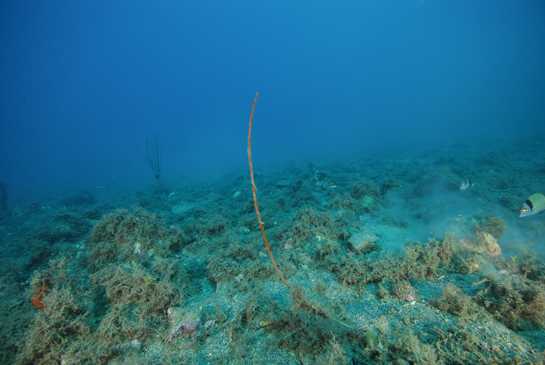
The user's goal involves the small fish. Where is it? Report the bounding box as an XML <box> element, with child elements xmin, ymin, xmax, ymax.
<box><xmin>459</xmin><ymin>179</ymin><xmax>473</xmax><ymax>190</ymax></box>
<box><xmin>326</xmin><ymin>185</ymin><xmax>337</xmax><ymax>189</ymax></box>
<box><xmin>519</xmin><ymin>192</ymin><xmax>545</xmax><ymax>217</ymax></box>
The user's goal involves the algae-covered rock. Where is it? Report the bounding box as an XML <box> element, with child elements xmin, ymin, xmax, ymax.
<box><xmin>479</xmin><ymin>232</ymin><xmax>501</xmax><ymax>258</ymax></box>
<box><xmin>347</xmin><ymin>231</ymin><xmax>379</xmax><ymax>253</ymax></box>
<box><xmin>474</xmin><ymin>213</ymin><xmax>507</xmax><ymax>240</ymax></box>
<box><xmin>393</xmin><ymin>282</ymin><xmax>417</xmax><ymax>302</ymax></box>
<box><xmin>350</xmin><ymin>180</ymin><xmax>381</xmax><ymax>212</ymax></box>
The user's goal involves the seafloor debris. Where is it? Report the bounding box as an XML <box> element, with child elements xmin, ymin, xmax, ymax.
<box><xmin>168</xmin><ymin>306</ymin><xmax>204</xmax><ymax>340</ymax></box>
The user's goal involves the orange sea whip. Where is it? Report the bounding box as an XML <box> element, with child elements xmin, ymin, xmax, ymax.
<box><xmin>248</xmin><ymin>92</ymin><xmax>292</xmax><ymax>290</ymax></box>
<box><xmin>247</xmin><ymin>93</ymin><xmax>354</xmax><ymax>330</ymax></box>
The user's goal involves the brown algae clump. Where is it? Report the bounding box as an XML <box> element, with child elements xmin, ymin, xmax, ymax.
<box><xmin>88</xmin><ymin>208</ymin><xmax>185</xmax><ymax>268</ymax></box>
<box><xmin>473</xmin><ymin>213</ymin><xmax>507</xmax><ymax>239</ymax></box>
<box><xmin>350</xmin><ymin>179</ymin><xmax>381</xmax><ymax>213</ymax></box>
<box><xmin>433</xmin><ymin>284</ymin><xmax>484</xmax><ymax>322</ymax></box>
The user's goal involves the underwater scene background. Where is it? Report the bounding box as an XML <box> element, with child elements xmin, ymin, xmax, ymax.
<box><xmin>1</xmin><ymin>1</ymin><xmax>545</xmax><ymax>364</ymax></box>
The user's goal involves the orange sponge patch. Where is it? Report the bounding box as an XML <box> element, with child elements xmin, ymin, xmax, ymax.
<box><xmin>31</xmin><ymin>285</ymin><xmax>49</xmax><ymax>310</ymax></box>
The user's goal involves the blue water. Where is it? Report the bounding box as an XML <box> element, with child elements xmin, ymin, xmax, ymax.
<box><xmin>1</xmin><ymin>0</ymin><xmax>544</xmax><ymax>202</ymax></box>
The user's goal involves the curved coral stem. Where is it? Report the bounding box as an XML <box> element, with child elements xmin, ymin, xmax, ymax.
<box><xmin>246</xmin><ymin>93</ymin><xmax>355</xmax><ymax>330</ymax></box>
<box><xmin>248</xmin><ymin>92</ymin><xmax>292</xmax><ymax>290</ymax></box>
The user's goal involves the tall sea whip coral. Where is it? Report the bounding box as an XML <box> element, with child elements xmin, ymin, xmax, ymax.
<box><xmin>247</xmin><ymin>92</ymin><xmax>291</xmax><ymax>290</ymax></box>
<box><xmin>247</xmin><ymin>93</ymin><xmax>354</xmax><ymax>330</ymax></box>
